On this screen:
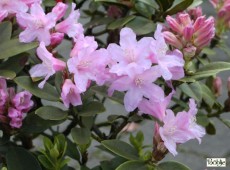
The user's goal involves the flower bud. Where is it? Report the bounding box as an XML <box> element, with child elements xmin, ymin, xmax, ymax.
<box><xmin>50</xmin><ymin>32</ymin><xmax>64</xmax><ymax>47</ymax></box>
<box><xmin>183</xmin><ymin>46</ymin><xmax>197</xmax><ymax>58</ymax></box>
<box><xmin>213</xmin><ymin>76</ymin><xmax>222</xmax><ymax>97</ymax></box>
<box><xmin>163</xmin><ymin>31</ymin><xmax>183</xmax><ymax>49</ymax></box>
<box><xmin>52</xmin><ymin>2</ymin><xmax>68</xmax><ymax>21</ymax></box>
<box><xmin>166</xmin><ymin>16</ymin><xmax>183</xmax><ymax>34</ymax></box>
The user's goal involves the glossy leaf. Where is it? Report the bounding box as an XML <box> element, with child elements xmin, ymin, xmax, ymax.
<box><xmin>205</xmin><ymin>122</ymin><xmax>216</xmax><ymax>135</ymax></box>
<box><xmin>126</xmin><ymin>16</ymin><xmax>155</xmax><ymax>35</ymax></box>
<box><xmin>108</xmin><ymin>15</ymin><xmax>136</xmax><ymax>30</ymax></box>
<box><xmin>157</xmin><ymin>161</ymin><xmax>191</xmax><ymax>170</ymax></box>
<box><xmin>0</xmin><ymin>70</ymin><xmax>16</xmax><ymax>79</ymax></box>
<box><xmin>35</xmin><ymin>106</ymin><xmax>68</xmax><ymax>120</ymax></box>
<box><xmin>200</xmin><ymin>83</ymin><xmax>216</xmax><ymax>108</ymax></box>
<box><xmin>136</xmin><ymin>0</ymin><xmax>158</xmax><ymax>9</ymax></box>
<box><xmin>135</xmin><ymin>2</ymin><xmax>153</xmax><ymax>18</ymax></box>
<box><xmin>6</xmin><ymin>147</ymin><xmax>42</xmax><ymax>170</ymax></box>
<box><xmin>71</xmin><ymin>127</ymin><xmax>91</xmax><ymax>145</ymax></box>
<box><xmin>0</xmin><ymin>21</ymin><xmax>12</xmax><ymax>42</ymax></box>
<box><xmin>21</xmin><ymin>113</ymin><xmax>64</xmax><ymax>134</ymax></box>
<box><xmin>0</xmin><ymin>39</ymin><xmax>38</xmax><ymax>59</ymax></box>
<box><xmin>101</xmin><ymin>140</ymin><xmax>139</xmax><ymax>160</ymax></box>
<box><xmin>179</xmin><ymin>82</ymin><xmax>202</xmax><ymax>102</ymax></box>
<box><xmin>156</xmin><ymin>0</ymin><xmax>174</xmax><ymax>11</ymax></box>
<box><xmin>116</xmin><ymin>161</ymin><xmax>148</xmax><ymax>170</ymax></box>
<box><xmin>165</xmin><ymin>0</ymin><xmax>193</xmax><ymax>16</ymax></box>
<box><xmin>188</xmin><ymin>0</ymin><xmax>203</xmax><ymax>9</ymax></box>
<box><xmin>14</xmin><ymin>76</ymin><xmax>60</xmax><ymax>101</ymax></box>
<box><xmin>78</xmin><ymin>101</ymin><xmax>105</xmax><ymax>116</ymax></box>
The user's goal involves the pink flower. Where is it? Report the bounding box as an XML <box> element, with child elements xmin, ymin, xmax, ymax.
<box><xmin>55</xmin><ymin>3</ymin><xmax>84</xmax><ymax>38</ymax></box>
<box><xmin>107</xmin><ymin>27</ymin><xmax>153</xmax><ymax>76</ymax></box>
<box><xmin>12</xmin><ymin>91</ymin><xmax>33</xmax><ymax>112</ymax></box>
<box><xmin>0</xmin><ymin>0</ymin><xmax>28</xmax><ymax>22</ymax></box>
<box><xmin>61</xmin><ymin>79</ymin><xmax>82</xmax><ymax>108</ymax></box>
<box><xmin>52</xmin><ymin>2</ymin><xmax>68</xmax><ymax>21</ymax></box>
<box><xmin>17</xmin><ymin>3</ymin><xmax>56</xmax><ymax>45</ymax></box>
<box><xmin>159</xmin><ymin>99</ymin><xmax>205</xmax><ymax>156</ymax></box>
<box><xmin>20</xmin><ymin>0</ymin><xmax>42</xmax><ymax>6</ymax></box>
<box><xmin>213</xmin><ymin>76</ymin><xmax>222</xmax><ymax>97</ymax></box>
<box><xmin>108</xmin><ymin>67</ymin><xmax>164</xmax><ymax>112</ymax></box>
<box><xmin>8</xmin><ymin>107</ymin><xmax>23</xmax><ymax>128</ymax></box>
<box><xmin>151</xmin><ymin>25</ymin><xmax>185</xmax><ymax>80</ymax></box>
<box><xmin>67</xmin><ymin>40</ymin><xmax>109</xmax><ymax>92</ymax></box>
<box><xmin>139</xmin><ymin>91</ymin><xmax>174</xmax><ymax>121</ymax></box>
<box><xmin>164</xmin><ymin>11</ymin><xmax>215</xmax><ymax>57</ymax></box>
<box><xmin>29</xmin><ymin>42</ymin><xmax>66</xmax><ymax>88</ymax></box>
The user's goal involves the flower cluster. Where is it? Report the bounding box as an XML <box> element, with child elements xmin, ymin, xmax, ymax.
<box><xmin>210</xmin><ymin>0</ymin><xmax>230</xmax><ymax>34</ymax></box>
<box><xmin>164</xmin><ymin>8</ymin><xmax>215</xmax><ymax>58</ymax></box>
<box><xmin>0</xmin><ymin>79</ymin><xmax>33</xmax><ymax>129</ymax></box>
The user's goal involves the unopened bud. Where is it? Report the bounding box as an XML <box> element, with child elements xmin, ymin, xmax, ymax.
<box><xmin>50</xmin><ymin>32</ymin><xmax>64</xmax><ymax>47</ymax></box>
<box><xmin>213</xmin><ymin>76</ymin><xmax>222</xmax><ymax>97</ymax></box>
<box><xmin>183</xmin><ymin>46</ymin><xmax>197</xmax><ymax>58</ymax></box>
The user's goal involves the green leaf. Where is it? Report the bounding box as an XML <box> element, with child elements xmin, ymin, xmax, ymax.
<box><xmin>116</xmin><ymin>161</ymin><xmax>149</xmax><ymax>170</ymax></box>
<box><xmin>135</xmin><ymin>2</ymin><xmax>153</xmax><ymax>18</ymax></box>
<box><xmin>55</xmin><ymin>72</ymin><xmax>63</xmax><ymax>95</ymax></box>
<box><xmin>6</xmin><ymin>147</ymin><xmax>42</xmax><ymax>170</ymax></box>
<box><xmin>66</xmin><ymin>138</ymin><xmax>81</xmax><ymax>161</ymax></box>
<box><xmin>182</xmin><ymin>62</ymin><xmax>230</xmax><ymax>82</ymax></box>
<box><xmin>108</xmin><ymin>15</ymin><xmax>136</xmax><ymax>30</ymax></box>
<box><xmin>126</xmin><ymin>16</ymin><xmax>156</xmax><ymax>35</ymax></box>
<box><xmin>179</xmin><ymin>82</ymin><xmax>202</xmax><ymax>102</ymax></box>
<box><xmin>35</xmin><ymin>106</ymin><xmax>68</xmax><ymax>120</ymax></box>
<box><xmin>91</xmin><ymin>86</ymin><xmax>124</xmax><ymax>104</ymax></box>
<box><xmin>165</xmin><ymin>0</ymin><xmax>193</xmax><ymax>16</ymax></box>
<box><xmin>0</xmin><ymin>39</ymin><xmax>38</xmax><ymax>59</ymax></box>
<box><xmin>71</xmin><ymin>127</ymin><xmax>91</xmax><ymax>145</ymax></box>
<box><xmin>135</xmin><ymin>0</ymin><xmax>158</xmax><ymax>9</ymax></box>
<box><xmin>156</xmin><ymin>0</ymin><xmax>174</xmax><ymax>11</ymax></box>
<box><xmin>94</xmin><ymin>0</ymin><xmax>127</xmax><ymax>5</ymax></box>
<box><xmin>78</xmin><ymin>101</ymin><xmax>105</xmax><ymax>116</ymax></box>
<box><xmin>21</xmin><ymin>113</ymin><xmax>64</xmax><ymax>134</ymax></box>
<box><xmin>205</xmin><ymin>122</ymin><xmax>216</xmax><ymax>135</ymax></box>
<box><xmin>0</xmin><ymin>54</ymin><xmax>28</xmax><ymax>74</ymax></box>
<box><xmin>101</xmin><ymin>140</ymin><xmax>139</xmax><ymax>160</ymax></box>
<box><xmin>14</xmin><ymin>76</ymin><xmax>60</xmax><ymax>101</ymax></box>
<box><xmin>38</xmin><ymin>155</ymin><xmax>54</xmax><ymax>169</ymax></box>
<box><xmin>101</xmin><ymin>157</ymin><xmax>126</xmax><ymax>170</ymax></box>
<box><xmin>157</xmin><ymin>161</ymin><xmax>191</xmax><ymax>170</ymax></box>
<box><xmin>0</xmin><ymin>70</ymin><xmax>16</xmax><ymax>79</ymax></box>
<box><xmin>188</xmin><ymin>0</ymin><xmax>203</xmax><ymax>9</ymax></box>
<box><xmin>0</xmin><ymin>21</ymin><xmax>12</xmax><ymax>42</ymax></box>
<box><xmin>197</xmin><ymin>112</ymin><xmax>209</xmax><ymax>127</ymax></box>
<box><xmin>200</xmin><ymin>83</ymin><xmax>216</xmax><ymax>108</ymax></box>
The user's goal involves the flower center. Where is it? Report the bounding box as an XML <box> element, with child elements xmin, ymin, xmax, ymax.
<box><xmin>135</xmin><ymin>78</ymin><xmax>143</xmax><ymax>87</ymax></box>
<box><xmin>166</xmin><ymin>126</ymin><xmax>176</xmax><ymax>135</ymax></box>
<box><xmin>78</xmin><ymin>60</ymin><xmax>90</xmax><ymax>69</ymax></box>
<box><xmin>34</xmin><ymin>19</ymin><xmax>45</xmax><ymax>29</ymax></box>
<box><xmin>124</xmin><ymin>49</ymin><xmax>136</xmax><ymax>62</ymax></box>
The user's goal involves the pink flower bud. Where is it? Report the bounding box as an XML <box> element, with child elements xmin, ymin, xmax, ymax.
<box><xmin>52</xmin><ymin>2</ymin><xmax>68</xmax><ymax>21</ymax></box>
<box><xmin>209</xmin><ymin>0</ymin><xmax>219</xmax><ymax>8</ymax></box>
<box><xmin>183</xmin><ymin>26</ymin><xmax>194</xmax><ymax>41</ymax></box>
<box><xmin>50</xmin><ymin>32</ymin><xmax>64</xmax><ymax>47</ymax></box>
<box><xmin>183</xmin><ymin>46</ymin><xmax>197</xmax><ymax>58</ymax></box>
<box><xmin>188</xmin><ymin>7</ymin><xmax>203</xmax><ymax>19</ymax></box>
<box><xmin>8</xmin><ymin>107</ymin><xmax>23</xmax><ymax>129</ymax></box>
<box><xmin>166</xmin><ymin>16</ymin><xmax>183</xmax><ymax>34</ymax></box>
<box><xmin>107</xmin><ymin>5</ymin><xmax>122</xmax><ymax>18</ymax></box>
<box><xmin>12</xmin><ymin>91</ymin><xmax>33</xmax><ymax>112</ymax></box>
<box><xmin>163</xmin><ymin>31</ymin><xmax>183</xmax><ymax>49</ymax></box>
<box><xmin>213</xmin><ymin>76</ymin><xmax>222</xmax><ymax>97</ymax></box>
<box><xmin>177</xmin><ymin>13</ymin><xmax>192</xmax><ymax>26</ymax></box>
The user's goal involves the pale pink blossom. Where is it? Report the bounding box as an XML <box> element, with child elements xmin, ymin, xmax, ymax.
<box><xmin>151</xmin><ymin>25</ymin><xmax>185</xmax><ymax>80</ymax></box>
<box><xmin>0</xmin><ymin>0</ymin><xmax>28</xmax><ymax>22</ymax></box>
<box><xmin>108</xmin><ymin>67</ymin><xmax>164</xmax><ymax>112</ymax></box>
<box><xmin>17</xmin><ymin>3</ymin><xmax>56</xmax><ymax>45</ymax></box>
<box><xmin>20</xmin><ymin>0</ymin><xmax>42</xmax><ymax>6</ymax></box>
<box><xmin>29</xmin><ymin>42</ymin><xmax>66</xmax><ymax>88</ymax></box>
<box><xmin>107</xmin><ymin>27</ymin><xmax>153</xmax><ymax>76</ymax></box>
<box><xmin>12</xmin><ymin>91</ymin><xmax>33</xmax><ymax>112</ymax></box>
<box><xmin>67</xmin><ymin>44</ymin><xmax>109</xmax><ymax>92</ymax></box>
<box><xmin>55</xmin><ymin>3</ymin><xmax>84</xmax><ymax>38</ymax></box>
<box><xmin>8</xmin><ymin>107</ymin><xmax>23</xmax><ymax>128</ymax></box>
<box><xmin>52</xmin><ymin>2</ymin><xmax>68</xmax><ymax>21</ymax></box>
<box><xmin>61</xmin><ymin>79</ymin><xmax>82</xmax><ymax>108</ymax></box>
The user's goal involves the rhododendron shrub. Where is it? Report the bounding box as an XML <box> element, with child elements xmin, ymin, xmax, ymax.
<box><xmin>0</xmin><ymin>0</ymin><xmax>229</xmax><ymax>170</ymax></box>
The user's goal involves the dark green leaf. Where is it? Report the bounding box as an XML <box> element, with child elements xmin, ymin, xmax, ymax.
<box><xmin>6</xmin><ymin>147</ymin><xmax>42</xmax><ymax>170</ymax></box>
<box><xmin>38</xmin><ymin>155</ymin><xmax>53</xmax><ymax>169</ymax></box>
<box><xmin>135</xmin><ymin>0</ymin><xmax>158</xmax><ymax>9</ymax></box>
<box><xmin>79</xmin><ymin>101</ymin><xmax>105</xmax><ymax>116</ymax></box>
<box><xmin>157</xmin><ymin>161</ymin><xmax>191</xmax><ymax>170</ymax></box>
<box><xmin>135</xmin><ymin>2</ymin><xmax>153</xmax><ymax>18</ymax></box>
<box><xmin>14</xmin><ymin>76</ymin><xmax>60</xmax><ymax>101</ymax></box>
<box><xmin>94</xmin><ymin>0</ymin><xmax>128</xmax><ymax>6</ymax></box>
<box><xmin>71</xmin><ymin>127</ymin><xmax>91</xmax><ymax>145</ymax></box>
<box><xmin>0</xmin><ymin>21</ymin><xmax>12</xmax><ymax>42</ymax></box>
<box><xmin>66</xmin><ymin>138</ymin><xmax>81</xmax><ymax>161</ymax></box>
<box><xmin>219</xmin><ymin>118</ymin><xmax>230</xmax><ymax>128</ymax></box>
<box><xmin>156</xmin><ymin>0</ymin><xmax>174</xmax><ymax>11</ymax></box>
<box><xmin>108</xmin><ymin>15</ymin><xmax>136</xmax><ymax>30</ymax></box>
<box><xmin>197</xmin><ymin>113</ymin><xmax>209</xmax><ymax>127</ymax></box>
<box><xmin>205</xmin><ymin>122</ymin><xmax>216</xmax><ymax>135</ymax></box>
<box><xmin>101</xmin><ymin>157</ymin><xmax>126</xmax><ymax>170</ymax></box>
<box><xmin>21</xmin><ymin>113</ymin><xmax>64</xmax><ymax>134</ymax></box>
<box><xmin>179</xmin><ymin>82</ymin><xmax>202</xmax><ymax>102</ymax></box>
<box><xmin>0</xmin><ymin>39</ymin><xmax>38</xmax><ymax>59</ymax></box>
<box><xmin>0</xmin><ymin>70</ymin><xmax>16</xmax><ymax>79</ymax></box>
<box><xmin>35</xmin><ymin>106</ymin><xmax>68</xmax><ymax>120</ymax></box>
<box><xmin>102</xmin><ymin>140</ymin><xmax>139</xmax><ymax>160</ymax></box>
<box><xmin>126</xmin><ymin>16</ymin><xmax>156</xmax><ymax>35</ymax></box>
<box><xmin>188</xmin><ymin>0</ymin><xmax>203</xmax><ymax>9</ymax></box>
<box><xmin>55</xmin><ymin>72</ymin><xmax>63</xmax><ymax>95</ymax></box>
<box><xmin>165</xmin><ymin>0</ymin><xmax>193</xmax><ymax>16</ymax></box>
<box><xmin>116</xmin><ymin>161</ymin><xmax>149</xmax><ymax>170</ymax></box>
<box><xmin>0</xmin><ymin>54</ymin><xmax>28</xmax><ymax>74</ymax></box>
<box><xmin>200</xmin><ymin>83</ymin><xmax>216</xmax><ymax>108</ymax></box>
